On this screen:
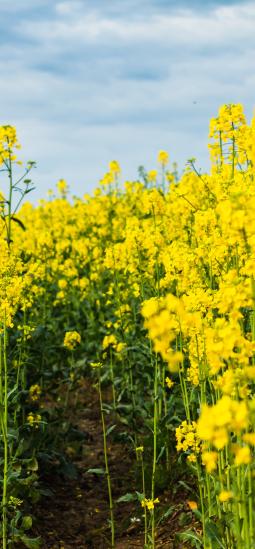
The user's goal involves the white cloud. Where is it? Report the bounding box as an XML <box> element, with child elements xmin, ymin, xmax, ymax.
<box><xmin>20</xmin><ymin>2</ymin><xmax>255</xmax><ymax>47</ymax></box>
<box><xmin>0</xmin><ymin>0</ymin><xmax>254</xmax><ymax>201</ymax></box>
<box><xmin>55</xmin><ymin>1</ymin><xmax>84</xmax><ymax>15</ymax></box>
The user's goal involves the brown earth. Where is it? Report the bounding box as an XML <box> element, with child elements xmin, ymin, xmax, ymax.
<box><xmin>31</xmin><ymin>380</ymin><xmax>195</xmax><ymax>548</ymax></box>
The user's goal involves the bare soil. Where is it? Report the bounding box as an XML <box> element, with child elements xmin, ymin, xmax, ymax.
<box><xmin>31</xmin><ymin>380</ymin><xmax>194</xmax><ymax>548</ymax></box>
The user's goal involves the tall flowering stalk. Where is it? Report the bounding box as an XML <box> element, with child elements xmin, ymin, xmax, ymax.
<box><xmin>91</xmin><ymin>362</ymin><xmax>115</xmax><ymax>548</ymax></box>
<box><xmin>0</xmin><ymin>126</ymin><xmax>35</xmax><ymax>547</ymax></box>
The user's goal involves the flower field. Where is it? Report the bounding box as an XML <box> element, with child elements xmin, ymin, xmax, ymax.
<box><xmin>1</xmin><ymin>104</ymin><xmax>255</xmax><ymax>548</ymax></box>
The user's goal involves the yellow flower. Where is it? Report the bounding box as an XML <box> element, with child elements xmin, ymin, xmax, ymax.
<box><xmin>187</xmin><ymin>500</ymin><xmax>198</xmax><ymax>511</ymax></box>
<box><xmin>27</xmin><ymin>413</ymin><xmax>41</xmax><ymax>428</ymax></box>
<box><xmin>218</xmin><ymin>490</ymin><xmax>233</xmax><ymax>503</ymax></box>
<box><xmin>57</xmin><ymin>178</ymin><xmax>68</xmax><ymax>196</ymax></box>
<box><xmin>213</xmin><ymin>428</ymin><xmax>229</xmax><ymax>450</ymax></box>
<box><xmin>176</xmin><ymin>420</ymin><xmax>201</xmax><ymax>457</ymax></box>
<box><xmin>58</xmin><ymin>279</ymin><xmax>68</xmax><ymax>290</ymax></box>
<box><xmin>115</xmin><ymin>342</ymin><xmax>126</xmax><ymax>353</ymax></box>
<box><xmin>109</xmin><ymin>160</ymin><xmax>121</xmax><ymax>175</ymax></box>
<box><xmin>8</xmin><ymin>496</ymin><xmax>23</xmax><ymax>508</ymax></box>
<box><xmin>202</xmin><ymin>451</ymin><xmax>218</xmax><ymax>473</ymax></box>
<box><xmin>157</xmin><ymin>150</ymin><xmax>169</xmax><ymax>166</ymax></box>
<box><xmin>243</xmin><ymin>433</ymin><xmax>255</xmax><ymax>446</ymax></box>
<box><xmin>141</xmin><ymin>497</ymin><xmax>159</xmax><ymax>510</ymax></box>
<box><xmin>90</xmin><ymin>361</ymin><xmax>102</xmax><ymax>369</ymax></box>
<box><xmin>102</xmin><ymin>334</ymin><xmax>117</xmax><ymax>349</ymax></box>
<box><xmin>29</xmin><ymin>384</ymin><xmax>41</xmax><ymax>401</ymax></box>
<box><xmin>147</xmin><ymin>170</ymin><xmax>157</xmax><ymax>183</ymax></box>
<box><xmin>100</xmin><ymin>172</ymin><xmax>114</xmax><ymax>186</ymax></box>
<box><xmin>63</xmin><ymin>331</ymin><xmax>81</xmax><ymax>350</ymax></box>
<box><xmin>197</xmin><ymin>396</ymin><xmax>248</xmax><ymax>451</ymax></box>
<box><xmin>187</xmin><ymin>453</ymin><xmax>197</xmax><ymax>463</ymax></box>
<box><xmin>234</xmin><ymin>445</ymin><xmax>251</xmax><ymax>466</ymax></box>
<box><xmin>165</xmin><ymin>376</ymin><xmax>174</xmax><ymax>389</ymax></box>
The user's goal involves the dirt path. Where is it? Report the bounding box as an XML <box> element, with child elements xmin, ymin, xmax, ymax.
<box><xmin>32</xmin><ymin>380</ymin><xmax>192</xmax><ymax>548</ymax></box>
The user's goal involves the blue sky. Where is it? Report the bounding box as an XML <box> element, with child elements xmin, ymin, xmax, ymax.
<box><xmin>0</xmin><ymin>0</ymin><xmax>255</xmax><ymax>200</ymax></box>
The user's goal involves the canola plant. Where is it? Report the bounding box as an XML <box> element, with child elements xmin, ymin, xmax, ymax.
<box><xmin>0</xmin><ymin>104</ymin><xmax>255</xmax><ymax>548</ymax></box>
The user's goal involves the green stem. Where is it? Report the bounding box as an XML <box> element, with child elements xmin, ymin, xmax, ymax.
<box><xmin>196</xmin><ymin>463</ymin><xmax>206</xmax><ymax>549</ymax></box>
<box><xmin>98</xmin><ymin>373</ymin><xmax>115</xmax><ymax>548</ymax></box>
<box><xmin>7</xmin><ymin>150</ymin><xmax>13</xmax><ymax>248</ymax></box>
<box><xmin>110</xmin><ymin>348</ymin><xmax>116</xmax><ymax>411</ymax></box>
<box><xmin>248</xmin><ymin>465</ymin><xmax>254</xmax><ymax>545</ymax></box>
<box><xmin>141</xmin><ymin>454</ymin><xmax>147</xmax><ymax>547</ymax></box>
<box><xmin>151</xmin><ymin>355</ymin><xmax>158</xmax><ymax>549</ymax></box>
<box><xmin>1</xmin><ymin>322</ymin><xmax>8</xmax><ymax>549</ymax></box>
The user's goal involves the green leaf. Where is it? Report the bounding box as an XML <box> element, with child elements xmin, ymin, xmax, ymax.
<box><xmin>178</xmin><ymin>480</ymin><xmax>196</xmax><ymax>495</ymax></box>
<box><xmin>178</xmin><ymin>511</ymin><xmax>192</xmax><ymax>526</ymax></box>
<box><xmin>156</xmin><ymin>445</ymin><xmax>165</xmax><ymax>463</ymax></box>
<box><xmin>106</xmin><ymin>424</ymin><xmax>116</xmax><ymax>437</ymax></box>
<box><xmin>117</xmin><ymin>493</ymin><xmax>136</xmax><ymax>503</ymax></box>
<box><xmin>176</xmin><ymin>530</ymin><xmax>202</xmax><ymax>548</ymax></box>
<box><xmin>11</xmin><ymin>216</ymin><xmax>26</xmax><ymax>231</ymax></box>
<box><xmin>7</xmin><ymin>384</ymin><xmax>18</xmax><ymax>400</ymax></box>
<box><xmin>205</xmin><ymin>520</ymin><xmax>225</xmax><ymax>549</ymax></box>
<box><xmin>157</xmin><ymin>505</ymin><xmax>175</xmax><ymax>524</ymax></box>
<box><xmin>20</xmin><ymin>535</ymin><xmax>41</xmax><ymax>549</ymax></box>
<box><xmin>193</xmin><ymin>508</ymin><xmax>202</xmax><ymax>521</ymax></box>
<box><xmin>86</xmin><ymin>468</ymin><xmax>105</xmax><ymax>475</ymax></box>
<box><xmin>24</xmin><ymin>187</ymin><xmax>36</xmax><ymax>194</ymax></box>
<box><xmin>7</xmin><ymin>428</ymin><xmax>19</xmax><ymax>441</ymax></box>
<box><xmin>135</xmin><ymin>491</ymin><xmax>144</xmax><ymax>502</ymax></box>
<box><xmin>22</xmin><ymin>515</ymin><xmax>33</xmax><ymax>530</ymax></box>
<box><xmin>27</xmin><ymin>457</ymin><xmax>39</xmax><ymax>472</ymax></box>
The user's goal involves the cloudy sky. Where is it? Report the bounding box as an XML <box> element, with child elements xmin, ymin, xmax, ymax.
<box><xmin>0</xmin><ymin>0</ymin><xmax>254</xmax><ymax>200</ymax></box>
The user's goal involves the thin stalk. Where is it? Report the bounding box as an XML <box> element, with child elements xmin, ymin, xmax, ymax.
<box><xmin>98</xmin><ymin>373</ymin><xmax>115</xmax><ymax>548</ymax></box>
<box><xmin>231</xmin><ymin>128</ymin><xmax>235</xmax><ymax>179</ymax></box>
<box><xmin>109</xmin><ymin>348</ymin><xmax>116</xmax><ymax>411</ymax></box>
<box><xmin>241</xmin><ymin>467</ymin><xmax>249</xmax><ymax>549</ymax></box>
<box><xmin>7</xmin><ymin>150</ymin><xmax>13</xmax><ymax>249</ymax></box>
<box><xmin>138</xmin><ymin>450</ymin><xmax>148</xmax><ymax>548</ymax></box>
<box><xmin>64</xmin><ymin>351</ymin><xmax>74</xmax><ymax>410</ymax></box>
<box><xmin>162</xmin><ymin>363</ymin><xmax>170</xmax><ymax>470</ymax></box>
<box><xmin>219</xmin><ymin>130</ymin><xmax>223</xmax><ymax>169</ymax></box>
<box><xmin>1</xmin><ymin>321</ymin><xmax>8</xmax><ymax>549</ymax></box>
<box><xmin>151</xmin><ymin>354</ymin><xmax>158</xmax><ymax>549</ymax></box>
<box><xmin>248</xmin><ymin>465</ymin><xmax>254</xmax><ymax>546</ymax></box>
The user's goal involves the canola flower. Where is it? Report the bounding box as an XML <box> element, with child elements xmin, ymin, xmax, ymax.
<box><xmin>141</xmin><ymin>497</ymin><xmax>159</xmax><ymax>510</ymax></box>
<box><xmin>27</xmin><ymin>413</ymin><xmax>42</xmax><ymax>428</ymax></box>
<box><xmin>165</xmin><ymin>376</ymin><xmax>174</xmax><ymax>389</ymax></box>
<box><xmin>63</xmin><ymin>331</ymin><xmax>81</xmax><ymax>350</ymax></box>
<box><xmin>57</xmin><ymin>178</ymin><xmax>68</xmax><ymax>196</ymax></box>
<box><xmin>157</xmin><ymin>150</ymin><xmax>169</xmax><ymax>166</ymax></box>
<box><xmin>2</xmin><ymin>105</ymin><xmax>255</xmax><ymax>548</ymax></box>
<box><xmin>218</xmin><ymin>490</ymin><xmax>233</xmax><ymax>503</ymax></box>
<box><xmin>8</xmin><ymin>496</ymin><xmax>23</xmax><ymax>508</ymax></box>
<box><xmin>187</xmin><ymin>500</ymin><xmax>198</xmax><ymax>511</ymax></box>
<box><xmin>29</xmin><ymin>384</ymin><xmax>41</xmax><ymax>401</ymax></box>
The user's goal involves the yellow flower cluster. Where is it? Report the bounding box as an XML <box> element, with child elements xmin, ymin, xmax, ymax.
<box><xmin>29</xmin><ymin>384</ymin><xmax>41</xmax><ymax>401</ymax></box>
<box><xmin>142</xmin><ymin>295</ymin><xmax>184</xmax><ymax>371</ymax></box>
<box><xmin>102</xmin><ymin>334</ymin><xmax>126</xmax><ymax>354</ymax></box>
<box><xmin>176</xmin><ymin>420</ymin><xmax>201</xmax><ymax>463</ymax></box>
<box><xmin>157</xmin><ymin>150</ymin><xmax>169</xmax><ymax>166</ymax></box>
<box><xmin>141</xmin><ymin>497</ymin><xmax>159</xmax><ymax>510</ymax></box>
<box><xmin>0</xmin><ymin>125</ymin><xmax>21</xmax><ymax>164</ymax></box>
<box><xmin>165</xmin><ymin>377</ymin><xmax>174</xmax><ymax>389</ymax></box>
<box><xmin>27</xmin><ymin>413</ymin><xmax>41</xmax><ymax>428</ymax></box>
<box><xmin>3</xmin><ymin>106</ymin><xmax>255</xmax><ymax>547</ymax></box>
<box><xmin>63</xmin><ymin>331</ymin><xmax>81</xmax><ymax>350</ymax></box>
<box><xmin>198</xmin><ymin>396</ymin><xmax>249</xmax><ymax>450</ymax></box>
<box><xmin>57</xmin><ymin>178</ymin><xmax>68</xmax><ymax>196</ymax></box>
